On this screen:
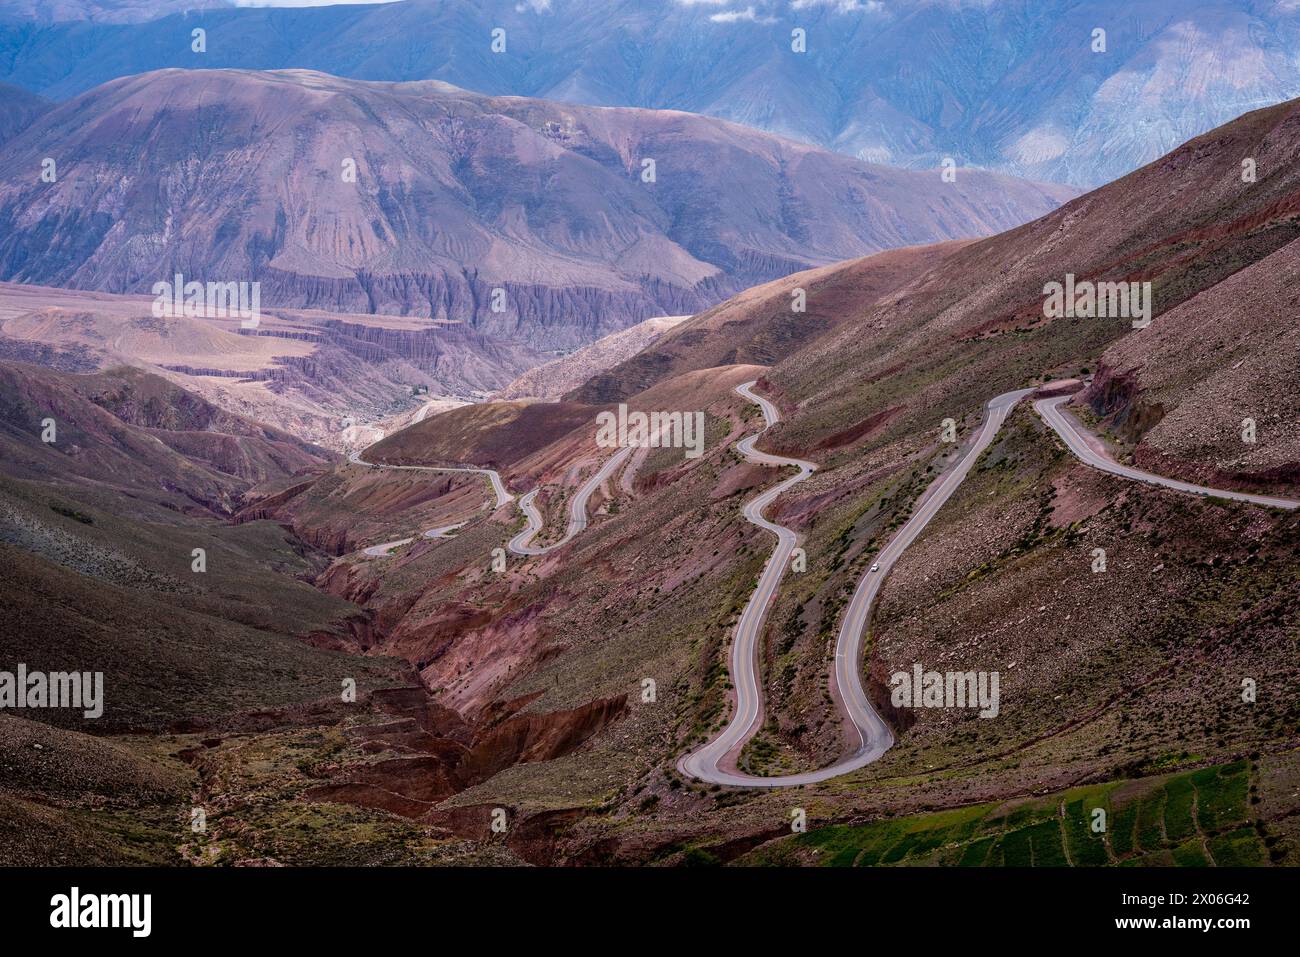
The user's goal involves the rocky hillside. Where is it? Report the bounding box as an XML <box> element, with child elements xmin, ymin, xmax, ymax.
<box><xmin>0</xmin><ymin>68</ymin><xmax>1073</xmax><ymax>351</ymax></box>
<box><xmin>1080</xmin><ymin>240</ymin><xmax>1300</xmax><ymax>489</ymax></box>
<box><xmin>0</xmin><ymin>360</ymin><xmax>333</xmax><ymax>514</ymax></box>
<box><xmin>570</xmin><ymin>241</ymin><xmax>967</xmax><ymax>404</ymax></box>
<box><xmin>227</xmin><ymin>95</ymin><xmax>1300</xmax><ymax>864</ymax></box>
<box><xmin>0</xmin><ymin>356</ymin><xmax>414</xmax><ymax>865</ymax></box>
<box><xmin>0</xmin><ymin>282</ymin><xmax>540</xmax><ymax>446</ymax></box>
<box><xmin>6</xmin><ymin>74</ymin><xmax>1299</xmax><ymax>870</ymax></box>
<box><xmin>0</xmin><ymin>356</ymin><xmax>639</xmax><ymax>865</ymax></box>
<box><xmin>494</xmin><ymin>315</ymin><xmax>687</xmax><ymax>402</ymax></box>
<box><xmin>365</xmin><ymin>399</ymin><xmax>597</xmax><ymax>472</ymax></box>
<box><xmin>763</xmin><ymin>96</ymin><xmax>1300</xmax><ymax>496</ymax></box>
<box><xmin>0</xmin><ymin>360</ymin><xmax>398</xmax><ymax>728</ymax></box>
<box><xmin>0</xmin><ymin>82</ymin><xmax>47</xmax><ymax>146</ymax></box>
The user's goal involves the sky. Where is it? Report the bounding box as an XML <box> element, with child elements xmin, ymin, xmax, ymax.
<box><xmin>225</xmin><ymin>1</ymin><xmax>889</xmax><ymax>9</ymax></box>
<box><xmin>231</xmin><ymin>1</ymin><xmax>401</xmax><ymax>7</ymax></box>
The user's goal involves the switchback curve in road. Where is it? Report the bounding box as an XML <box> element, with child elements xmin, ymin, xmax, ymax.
<box><xmin>1035</xmin><ymin>396</ymin><xmax>1299</xmax><ymax>511</ymax></box>
<box><xmin>347</xmin><ymin>449</ymin><xmax>514</xmax><ymax>557</ymax></box>
<box><xmin>678</xmin><ymin>384</ymin><xmax>1033</xmax><ymax>787</ymax></box>
<box><xmin>507</xmin><ymin>404</ymin><xmax>702</xmax><ymax>555</ymax></box>
<box><xmin>681</xmin><ymin>386</ymin><xmax>1297</xmax><ymax>788</ymax></box>
<box><xmin>507</xmin><ymin>445</ymin><xmax>635</xmax><ymax>556</ymax></box>
<box><xmin>360</xmin><ymin>523</ymin><xmax>467</xmax><ymax>558</ymax></box>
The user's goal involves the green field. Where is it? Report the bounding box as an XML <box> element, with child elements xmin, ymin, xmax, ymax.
<box><xmin>753</xmin><ymin>760</ymin><xmax>1265</xmax><ymax>867</ymax></box>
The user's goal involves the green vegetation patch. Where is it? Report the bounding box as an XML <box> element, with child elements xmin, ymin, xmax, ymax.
<box><xmin>752</xmin><ymin>759</ymin><xmax>1263</xmax><ymax>867</ymax></box>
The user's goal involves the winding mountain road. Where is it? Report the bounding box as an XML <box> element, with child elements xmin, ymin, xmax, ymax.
<box><xmin>361</xmin><ymin>523</ymin><xmax>468</xmax><ymax>558</ymax></box>
<box><xmin>349</xmin><ymin>380</ymin><xmax>1297</xmax><ymax>780</ymax></box>
<box><xmin>347</xmin><ymin>450</ymin><xmax>514</xmax><ymax>557</ymax></box>
<box><xmin>348</xmin><ymin>450</ymin><xmax>514</xmax><ymax>510</ymax></box>
<box><xmin>1035</xmin><ymin>395</ymin><xmax>1298</xmax><ymax>511</ymax></box>
<box><xmin>680</xmin><ymin>385</ymin><xmax>1299</xmax><ymax>788</ymax></box>
<box><xmin>507</xmin><ymin>445</ymin><xmax>635</xmax><ymax>556</ymax></box>
<box><xmin>350</xmin><ymin>441</ymin><xmax>633</xmax><ymax>559</ymax></box>
<box><xmin>679</xmin><ymin>384</ymin><xmax>1033</xmax><ymax>787</ymax></box>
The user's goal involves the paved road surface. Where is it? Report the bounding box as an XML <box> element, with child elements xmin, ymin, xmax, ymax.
<box><xmin>681</xmin><ymin>386</ymin><xmax>1296</xmax><ymax>788</ymax></box>
<box><xmin>679</xmin><ymin>385</ymin><xmax>1032</xmax><ymax>787</ymax></box>
<box><xmin>347</xmin><ymin>449</ymin><xmax>513</xmax><ymax>557</ymax></box>
<box><xmin>1035</xmin><ymin>396</ymin><xmax>1298</xmax><ymax>510</ymax></box>
<box><xmin>348</xmin><ymin>450</ymin><xmax>514</xmax><ymax>510</ymax></box>
<box><xmin>353</xmin><ymin>387</ymin><xmax>1297</xmax><ymax>780</ymax></box>
<box><xmin>676</xmin><ymin>382</ymin><xmax>821</xmax><ymax>786</ymax></box>
<box><xmin>350</xmin><ymin>438</ymin><xmax>629</xmax><ymax>560</ymax></box>
<box><xmin>507</xmin><ymin>446</ymin><xmax>635</xmax><ymax>555</ymax></box>
<box><xmin>360</xmin><ymin>523</ymin><xmax>467</xmax><ymax>558</ymax></box>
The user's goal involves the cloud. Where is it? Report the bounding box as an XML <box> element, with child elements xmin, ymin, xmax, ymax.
<box><xmin>790</xmin><ymin>0</ymin><xmax>885</xmax><ymax>12</ymax></box>
<box><xmin>710</xmin><ymin>5</ymin><xmax>777</xmax><ymax>23</ymax></box>
<box><xmin>231</xmin><ymin>1</ymin><xmax>398</xmax><ymax>7</ymax></box>
<box><xmin>233</xmin><ymin>0</ymin><xmax>553</xmax><ymax>8</ymax></box>
<box><xmin>681</xmin><ymin>0</ymin><xmax>887</xmax><ymax>20</ymax></box>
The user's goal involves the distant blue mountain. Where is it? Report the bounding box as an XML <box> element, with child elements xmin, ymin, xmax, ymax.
<box><xmin>2</xmin><ymin>0</ymin><xmax>1298</xmax><ymax>186</ymax></box>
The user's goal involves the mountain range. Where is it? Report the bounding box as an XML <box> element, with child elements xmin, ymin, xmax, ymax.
<box><xmin>1</xmin><ymin>0</ymin><xmax>1297</xmax><ymax>872</ymax></box>
<box><xmin>0</xmin><ymin>0</ymin><xmax>220</xmax><ymax>22</ymax></box>
<box><xmin>1</xmin><ymin>89</ymin><xmax>1297</xmax><ymax>867</ymax></box>
<box><xmin>2</xmin><ymin>0</ymin><xmax>1299</xmax><ymax>187</ymax></box>
<box><xmin>0</xmin><ymin>67</ymin><xmax>1072</xmax><ymax>350</ymax></box>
